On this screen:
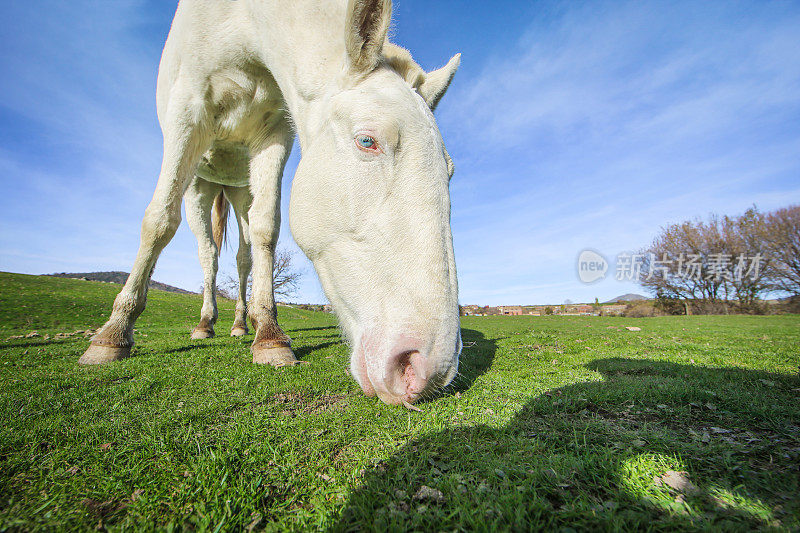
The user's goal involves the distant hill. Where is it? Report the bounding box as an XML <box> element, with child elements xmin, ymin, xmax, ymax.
<box><xmin>605</xmin><ymin>293</ymin><xmax>648</xmax><ymax>303</ymax></box>
<box><xmin>47</xmin><ymin>271</ymin><xmax>196</xmax><ymax>295</ymax></box>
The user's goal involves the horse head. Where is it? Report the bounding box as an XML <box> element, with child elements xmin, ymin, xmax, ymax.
<box><xmin>289</xmin><ymin>0</ymin><xmax>461</xmax><ymax>405</ymax></box>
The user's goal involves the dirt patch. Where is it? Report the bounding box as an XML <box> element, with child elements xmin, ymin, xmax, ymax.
<box><xmin>228</xmin><ymin>392</ymin><xmax>348</xmax><ymax>417</ymax></box>
<box><xmin>269</xmin><ymin>392</ymin><xmax>309</xmax><ymax>404</ymax></box>
<box><xmin>7</xmin><ymin>329</ymin><xmax>97</xmax><ymax>341</ymax></box>
<box><xmin>92</xmin><ymin>376</ymin><xmax>135</xmax><ymax>385</ymax></box>
<box><xmin>81</xmin><ymin>498</ymin><xmax>127</xmax><ymax>518</ymax></box>
<box><xmin>270</xmin><ymin>392</ymin><xmax>348</xmax><ymax>416</ymax></box>
<box><xmin>582</xmin><ymin>404</ymin><xmax>663</xmax><ymax>426</ymax></box>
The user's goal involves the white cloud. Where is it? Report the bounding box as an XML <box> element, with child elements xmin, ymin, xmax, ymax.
<box><xmin>1</xmin><ymin>0</ymin><xmax>798</xmax><ymax>307</ymax></box>
<box><xmin>440</xmin><ymin>0</ymin><xmax>800</xmax><ymax>304</ymax></box>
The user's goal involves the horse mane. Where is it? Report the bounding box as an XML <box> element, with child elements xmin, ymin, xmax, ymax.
<box><xmin>382</xmin><ymin>43</ymin><xmax>427</xmax><ymax>92</ymax></box>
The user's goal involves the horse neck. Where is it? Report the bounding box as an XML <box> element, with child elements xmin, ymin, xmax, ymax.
<box><xmin>249</xmin><ymin>0</ymin><xmax>349</xmax><ymax>148</ymax></box>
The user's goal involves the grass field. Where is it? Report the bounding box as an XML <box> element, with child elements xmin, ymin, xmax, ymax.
<box><xmin>1</xmin><ymin>271</ymin><xmax>799</xmax><ymax>531</ymax></box>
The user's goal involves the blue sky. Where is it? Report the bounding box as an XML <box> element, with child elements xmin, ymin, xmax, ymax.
<box><xmin>1</xmin><ymin>1</ymin><xmax>798</xmax><ymax>305</ymax></box>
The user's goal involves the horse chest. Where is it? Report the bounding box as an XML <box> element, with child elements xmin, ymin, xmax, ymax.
<box><xmin>200</xmin><ymin>67</ymin><xmax>288</xmax><ymax>186</ymax></box>
<box><xmin>196</xmin><ymin>141</ymin><xmax>251</xmax><ymax>187</ymax></box>
<box><xmin>209</xmin><ymin>66</ymin><xmax>284</xmax><ymax>133</ymax></box>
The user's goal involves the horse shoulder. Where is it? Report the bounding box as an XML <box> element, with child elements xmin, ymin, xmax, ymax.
<box><xmin>156</xmin><ymin>0</ymin><xmax>259</xmax><ymax>124</ymax></box>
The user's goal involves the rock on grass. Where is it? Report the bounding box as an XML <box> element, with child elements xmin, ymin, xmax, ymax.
<box><xmin>413</xmin><ymin>485</ymin><xmax>446</xmax><ymax>504</ymax></box>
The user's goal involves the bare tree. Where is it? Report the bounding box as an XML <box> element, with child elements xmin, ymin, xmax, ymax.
<box><xmin>217</xmin><ymin>247</ymin><xmax>303</xmax><ymax>301</ymax></box>
<box><xmin>637</xmin><ymin>204</ymin><xmax>799</xmax><ymax>313</ymax></box>
<box><xmin>638</xmin><ymin>209</ymin><xmax>773</xmax><ymax>314</ymax></box>
<box><xmin>271</xmin><ymin>248</ymin><xmax>302</xmax><ymax>299</ymax></box>
<box><xmin>762</xmin><ymin>204</ymin><xmax>800</xmax><ymax>295</ymax></box>
<box><xmin>203</xmin><ymin>282</ymin><xmax>237</xmax><ymax>300</ymax></box>
<box><xmin>638</xmin><ymin>218</ymin><xmax>727</xmax><ymax>314</ymax></box>
<box><xmin>215</xmin><ymin>273</ymin><xmax>236</xmax><ymax>301</ymax></box>
<box><xmin>723</xmin><ymin>208</ymin><xmax>772</xmax><ymax>309</ymax></box>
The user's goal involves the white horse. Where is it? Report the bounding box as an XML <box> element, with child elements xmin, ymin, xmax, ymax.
<box><xmin>80</xmin><ymin>0</ymin><xmax>462</xmax><ymax>405</ymax></box>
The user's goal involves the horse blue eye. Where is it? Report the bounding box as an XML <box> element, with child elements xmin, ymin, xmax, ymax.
<box><xmin>357</xmin><ymin>135</ymin><xmax>375</xmax><ymax>149</ymax></box>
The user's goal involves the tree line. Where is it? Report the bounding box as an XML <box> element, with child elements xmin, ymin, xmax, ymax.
<box><xmin>636</xmin><ymin>204</ymin><xmax>799</xmax><ymax>314</ymax></box>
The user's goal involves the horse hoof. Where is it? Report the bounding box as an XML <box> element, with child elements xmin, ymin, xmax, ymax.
<box><xmin>191</xmin><ymin>327</ymin><xmax>215</xmax><ymax>340</ymax></box>
<box><xmin>78</xmin><ymin>343</ymin><xmax>131</xmax><ymax>365</ymax></box>
<box><xmin>252</xmin><ymin>344</ymin><xmax>300</xmax><ymax>367</ymax></box>
<box><xmin>230</xmin><ymin>327</ymin><xmax>248</xmax><ymax>337</ymax></box>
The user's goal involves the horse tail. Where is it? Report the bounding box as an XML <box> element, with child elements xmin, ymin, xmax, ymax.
<box><xmin>212</xmin><ymin>191</ymin><xmax>230</xmax><ymax>251</ymax></box>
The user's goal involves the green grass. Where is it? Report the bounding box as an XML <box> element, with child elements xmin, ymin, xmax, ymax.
<box><xmin>1</xmin><ymin>271</ymin><xmax>798</xmax><ymax>531</ymax></box>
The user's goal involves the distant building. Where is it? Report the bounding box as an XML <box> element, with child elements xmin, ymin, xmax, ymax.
<box><xmin>601</xmin><ymin>304</ymin><xmax>626</xmax><ymax>316</ymax></box>
<box><xmin>458</xmin><ymin>303</ymin><xmax>621</xmax><ymax>317</ymax></box>
<box><xmin>460</xmin><ymin>305</ymin><xmax>481</xmax><ymax>316</ymax></box>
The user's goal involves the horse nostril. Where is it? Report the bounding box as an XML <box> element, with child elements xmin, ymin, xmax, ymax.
<box><xmin>388</xmin><ymin>349</ymin><xmax>428</xmax><ymax>402</ymax></box>
<box><xmin>395</xmin><ymin>350</ymin><xmax>421</xmax><ymax>392</ymax></box>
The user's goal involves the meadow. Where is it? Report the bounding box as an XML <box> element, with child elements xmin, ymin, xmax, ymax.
<box><xmin>0</xmin><ymin>271</ymin><xmax>798</xmax><ymax>531</ymax></box>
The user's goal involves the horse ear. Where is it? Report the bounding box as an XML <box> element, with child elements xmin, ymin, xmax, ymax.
<box><xmin>345</xmin><ymin>0</ymin><xmax>392</xmax><ymax>73</ymax></box>
<box><xmin>418</xmin><ymin>53</ymin><xmax>460</xmax><ymax>111</ymax></box>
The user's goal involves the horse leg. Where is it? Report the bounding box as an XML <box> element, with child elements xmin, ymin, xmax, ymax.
<box><xmin>224</xmin><ymin>184</ymin><xmax>253</xmax><ymax>337</ymax></box>
<box><xmin>79</xmin><ymin>106</ymin><xmax>211</xmax><ymax>365</ymax></box>
<box><xmin>248</xmin><ymin>126</ymin><xmax>297</xmax><ymax>366</ymax></box>
<box><xmin>185</xmin><ymin>176</ymin><xmax>221</xmax><ymax>339</ymax></box>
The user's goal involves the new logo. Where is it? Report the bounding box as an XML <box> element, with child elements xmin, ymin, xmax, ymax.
<box><xmin>577</xmin><ymin>249</ymin><xmax>608</xmax><ymax>283</ymax></box>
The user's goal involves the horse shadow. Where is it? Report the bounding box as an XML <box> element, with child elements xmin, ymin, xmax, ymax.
<box><xmin>331</xmin><ymin>357</ymin><xmax>800</xmax><ymax>531</ymax></box>
<box><xmin>420</xmin><ymin>327</ymin><xmax>499</xmax><ymax>402</ymax></box>
<box><xmin>162</xmin><ymin>344</ymin><xmax>207</xmax><ymax>355</ymax></box>
<box><xmin>294</xmin><ymin>341</ymin><xmax>342</xmax><ymax>360</ymax></box>
<box><xmin>159</xmin><ymin>337</ymin><xmax>342</xmax><ymax>362</ymax></box>
<box><xmin>288</xmin><ymin>325</ymin><xmax>339</xmax><ymax>334</ymax></box>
